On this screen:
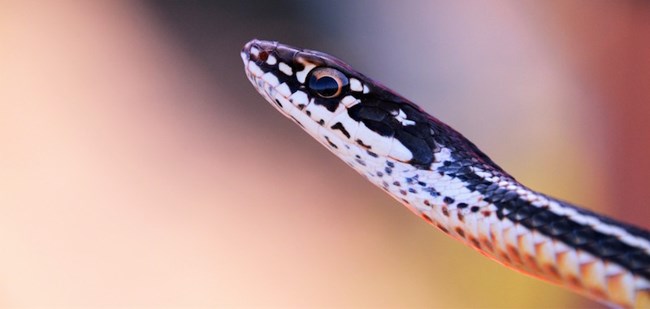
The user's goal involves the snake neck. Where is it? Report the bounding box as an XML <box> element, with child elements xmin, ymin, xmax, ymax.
<box><xmin>334</xmin><ymin>127</ymin><xmax>650</xmax><ymax>307</ymax></box>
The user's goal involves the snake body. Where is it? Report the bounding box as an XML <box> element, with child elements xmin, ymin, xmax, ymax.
<box><xmin>241</xmin><ymin>39</ymin><xmax>650</xmax><ymax>308</ymax></box>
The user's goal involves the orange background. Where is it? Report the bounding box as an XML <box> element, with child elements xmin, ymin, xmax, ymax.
<box><xmin>1</xmin><ymin>1</ymin><xmax>648</xmax><ymax>308</ymax></box>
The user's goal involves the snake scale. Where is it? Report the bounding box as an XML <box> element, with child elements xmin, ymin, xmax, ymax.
<box><xmin>241</xmin><ymin>39</ymin><xmax>650</xmax><ymax>308</ymax></box>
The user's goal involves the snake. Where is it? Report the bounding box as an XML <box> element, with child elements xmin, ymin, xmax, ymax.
<box><xmin>240</xmin><ymin>39</ymin><xmax>650</xmax><ymax>308</ymax></box>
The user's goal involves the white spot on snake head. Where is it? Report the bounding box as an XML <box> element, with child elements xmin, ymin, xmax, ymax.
<box><xmin>296</xmin><ymin>63</ymin><xmax>315</xmax><ymax>84</ymax></box>
<box><xmin>289</xmin><ymin>90</ymin><xmax>309</xmax><ymax>106</ymax></box>
<box><xmin>279</xmin><ymin>62</ymin><xmax>293</xmax><ymax>76</ymax></box>
<box><xmin>275</xmin><ymin>83</ymin><xmax>291</xmax><ymax>97</ymax></box>
<box><xmin>266</xmin><ymin>55</ymin><xmax>277</xmax><ymax>65</ymax></box>
<box><xmin>247</xmin><ymin>61</ymin><xmax>264</xmax><ymax>77</ymax></box>
<box><xmin>341</xmin><ymin>95</ymin><xmax>358</xmax><ymax>107</ymax></box>
<box><xmin>363</xmin><ymin>85</ymin><xmax>370</xmax><ymax>94</ymax></box>
<box><xmin>262</xmin><ymin>72</ymin><xmax>280</xmax><ymax>87</ymax></box>
<box><xmin>305</xmin><ymin>101</ymin><xmax>335</xmax><ymax>124</ymax></box>
<box><xmin>250</xmin><ymin>47</ymin><xmax>260</xmax><ymax>57</ymax></box>
<box><xmin>350</xmin><ymin>78</ymin><xmax>363</xmax><ymax>92</ymax></box>
<box><xmin>389</xmin><ymin>139</ymin><xmax>414</xmax><ymax>162</ymax></box>
<box><xmin>355</xmin><ymin>123</ymin><xmax>392</xmax><ymax>156</ymax></box>
<box><xmin>396</xmin><ymin>109</ymin><xmax>415</xmax><ymax>126</ymax></box>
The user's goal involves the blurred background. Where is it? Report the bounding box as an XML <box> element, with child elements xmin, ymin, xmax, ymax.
<box><xmin>1</xmin><ymin>1</ymin><xmax>649</xmax><ymax>308</ymax></box>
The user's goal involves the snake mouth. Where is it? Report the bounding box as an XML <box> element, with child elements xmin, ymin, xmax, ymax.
<box><xmin>246</xmin><ymin>71</ymin><xmax>293</xmax><ymax>114</ymax></box>
<box><xmin>241</xmin><ymin>39</ymin><xmax>335</xmax><ymax>124</ymax></box>
<box><xmin>241</xmin><ymin>44</ymin><xmax>307</xmax><ymax>119</ymax></box>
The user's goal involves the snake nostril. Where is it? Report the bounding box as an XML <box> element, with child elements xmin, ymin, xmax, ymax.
<box><xmin>258</xmin><ymin>50</ymin><xmax>269</xmax><ymax>61</ymax></box>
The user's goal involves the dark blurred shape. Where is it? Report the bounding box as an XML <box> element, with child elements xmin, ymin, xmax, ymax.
<box><xmin>144</xmin><ymin>1</ymin><xmax>318</xmax><ymax>120</ymax></box>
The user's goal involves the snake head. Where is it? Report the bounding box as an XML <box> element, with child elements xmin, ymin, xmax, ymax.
<box><xmin>242</xmin><ymin>39</ymin><xmax>442</xmax><ymax>169</ymax></box>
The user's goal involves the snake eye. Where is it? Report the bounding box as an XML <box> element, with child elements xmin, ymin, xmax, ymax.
<box><xmin>308</xmin><ymin>68</ymin><xmax>349</xmax><ymax>98</ymax></box>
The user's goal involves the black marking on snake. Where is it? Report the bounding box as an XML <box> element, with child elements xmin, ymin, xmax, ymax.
<box><xmin>324</xmin><ymin>136</ymin><xmax>338</xmax><ymax>149</ymax></box>
<box><xmin>405</xmin><ymin>175</ymin><xmax>419</xmax><ymax>183</ymax></box>
<box><xmin>346</xmin><ymin>97</ymin><xmax>441</xmax><ymax>168</ymax></box>
<box><xmin>331</xmin><ymin>122</ymin><xmax>350</xmax><ymax>138</ymax></box>
<box><xmin>291</xmin><ymin>61</ymin><xmax>305</xmax><ymax>74</ymax></box>
<box><xmin>365</xmin><ymin>120</ymin><xmax>394</xmax><ymax>137</ymax></box>
<box><xmin>356</xmin><ymin>139</ymin><xmax>371</xmax><ymax>149</ymax></box>
<box><xmin>312</xmin><ymin>97</ymin><xmax>339</xmax><ymax>112</ymax></box>
<box><xmin>418</xmin><ymin>119</ymin><xmax>638</xmax><ymax>270</ymax></box>
<box><xmin>349</xmin><ymin>105</ymin><xmax>387</xmax><ymax>122</ymax></box>
<box><xmin>446</xmin><ymin>159</ymin><xmax>650</xmax><ymax>279</ymax></box>
<box><xmin>252</xmin><ymin>52</ymin><xmax>303</xmax><ymax>92</ymax></box>
<box><xmin>423</xmin><ymin>187</ymin><xmax>439</xmax><ymax>197</ymax></box>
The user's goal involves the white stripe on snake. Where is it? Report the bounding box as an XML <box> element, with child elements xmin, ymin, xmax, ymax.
<box><xmin>241</xmin><ymin>39</ymin><xmax>650</xmax><ymax>308</ymax></box>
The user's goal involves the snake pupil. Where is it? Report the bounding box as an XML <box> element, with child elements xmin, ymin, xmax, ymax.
<box><xmin>307</xmin><ymin>67</ymin><xmax>349</xmax><ymax>98</ymax></box>
<box><xmin>309</xmin><ymin>75</ymin><xmax>340</xmax><ymax>98</ymax></box>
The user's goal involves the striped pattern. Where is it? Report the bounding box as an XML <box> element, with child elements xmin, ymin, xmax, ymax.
<box><xmin>241</xmin><ymin>39</ymin><xmax>650</xmax><ymax>308</ymax></box>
